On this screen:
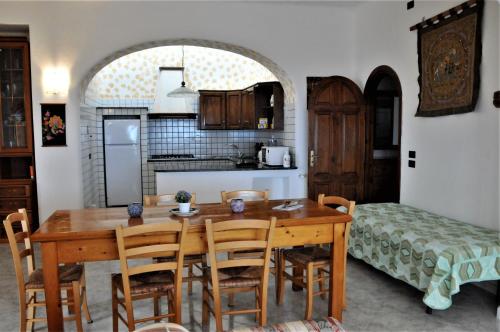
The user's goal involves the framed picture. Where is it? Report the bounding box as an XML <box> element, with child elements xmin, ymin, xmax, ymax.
<box><xmin>416</xmin><ymin>1</ymin><xmax>483</xmax><ymax>117</ymax></box>
<box><xmin>41</xmin><ymin>103</ymin><xmax>66</xmax><ymax>146</ymax></box>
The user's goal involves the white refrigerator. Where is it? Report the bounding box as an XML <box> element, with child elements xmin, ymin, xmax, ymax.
<box><xmin>104</xmin><ymin>119</ymin><xmax>142</xmax><ymax>207</ymax></box>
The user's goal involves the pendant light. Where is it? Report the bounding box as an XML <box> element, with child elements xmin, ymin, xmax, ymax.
<box><xmin>167</xmin><ymin>46</ymin><xmax>199</xmax><ymax>98</ymax></box>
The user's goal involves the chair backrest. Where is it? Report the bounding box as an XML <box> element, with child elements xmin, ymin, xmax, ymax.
<box><xmin>144</xmin><ymin>193</ymin><xmax>196</xmax><ymax>207</ymax></box>
<box><xmin>318</xmin><ymin>194</ymin><xmax>356</xmax><ymax>252</ymax></box>
<box><xmin>220</xmin><ymin>190</ymin><xmax>269</xmax><ymax>204</ymax></box>
<box><xmin>115</xmin><ymin>219</ymin><xmax>189</xmax><ymax>302</ymax></box>
<box><xmin>205</xmin><ymin>218</ymin><xmax>276</xmax><ymax>288</ymax></box>
<box><xmin>3</xmin><ymin>209</ymin><xmax>34</xmax><ymax>292</ymax></box>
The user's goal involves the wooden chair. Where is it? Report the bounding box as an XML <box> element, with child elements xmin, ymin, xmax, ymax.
<box><xmin>112</xmin><ymin>219</ymin><xmax>188</xmax><ymax>331</ymax></box>
<box><xmin>4</xmin><ymin>209</ymin><xmax>92</xmax><ymax>332</ymax></box>
<box><xmin>203</xmin><ymin>217</ymin><xmax>276</xmax><ymax>332</ymax></box>
<box><xmin>277</xmin><ymin>194</ymin><xmax>355</xmax><ymax>320</ymax></box>
<box><xmin>144</xmin><ymin>193</ymin><xmax>196</xmax><ymax>206</ymax></box>
<box><xmin>144</xmin><ymin>193</ymin><xmax>205</xmax><ymax>295</ymax></box>
<box><xmin>220</xmin><ymin>190</ymin><xmax>280</xmax><ymax>305</ymax></box>
<box><xmin>220</xmin><ymin>190</ymin><xmax>268</xmax><ymax>204</ymax></box>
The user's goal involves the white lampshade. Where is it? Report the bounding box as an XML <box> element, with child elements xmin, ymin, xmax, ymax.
<box><xmin>167</xmin><ymin>81</ymin><xmax>199</xmax><ymax>98</ymax></box>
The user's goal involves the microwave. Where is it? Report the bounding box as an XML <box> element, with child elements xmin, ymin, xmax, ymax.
<box><xmin>262</xmin><ymin>146</ymin><xmax>289</xmax><ymax>166</ymax></box>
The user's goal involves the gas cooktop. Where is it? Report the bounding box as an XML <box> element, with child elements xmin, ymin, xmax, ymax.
<box><xmin>150</xmin><ymin>154</ymin><xmax>195</xmax><ymax>159</ymax></box>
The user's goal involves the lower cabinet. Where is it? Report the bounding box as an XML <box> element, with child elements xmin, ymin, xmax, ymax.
<box><xmin>0</xmin><ymin>180</ymin><xmax>36</xmax><ymax>239</ymax></box>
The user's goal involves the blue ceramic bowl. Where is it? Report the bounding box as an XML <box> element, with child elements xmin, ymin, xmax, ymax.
<box><xmin>230</xmin><ymin>198</ymin><xmax>245</xmax><ymax>213</ymax></box>
<box><xmin>127</xmin><ymin>202</ymin><xmax>143</xmax><ymax>218</ymax></box>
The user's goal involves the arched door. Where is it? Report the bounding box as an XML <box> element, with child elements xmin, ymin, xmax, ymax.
<box><xmin>364</xmin><ymin>66</ymin><xmax>402</xmax><ymax>203</ymax></box>
<box><xmin>307</xmin><ymin>76</ymin><xmax>366</xmax><ymax>201</ymax></box>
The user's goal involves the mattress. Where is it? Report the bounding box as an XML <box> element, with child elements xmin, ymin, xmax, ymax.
<box><xmin>349</xmin><ymin>203</ymin><xmax>500</xmax><ymax>310</ymax></box>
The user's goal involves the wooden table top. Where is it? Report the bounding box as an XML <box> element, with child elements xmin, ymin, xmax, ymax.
<box><xmin>32</xmin><ymin>198</ymin><xmax>351</xmax><ymax>242</ymax></box>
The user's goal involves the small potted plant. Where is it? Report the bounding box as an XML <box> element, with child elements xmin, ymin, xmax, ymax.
<box><xmin>175</xmin><ymin>190</ymin><xmax>192</xmax><ymax>213</ymax></box>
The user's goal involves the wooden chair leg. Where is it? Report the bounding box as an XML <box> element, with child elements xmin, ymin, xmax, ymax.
<box><xmin>278</xmin><ymin>252</ymin><xmax>286</xmax><ymax>305</ymax></box>
<box><xmin>111</xmin><ymin>281</ymin><xmax>119</xmax><ymax>332</ymax></box>
<box><xmin>318</xmin><ymin>269</ymin><xmax>326</xmax><ymax>300</ymax></box>
<box><xmin>72</xmin><ymin>281</ymin><xmax>84</xmax><ymax>332</ymax></box>
<box><xmin>259</xmin><ymin>284</ymin><xmax>268</xmax><ymax>327</ymax></box>
<box><xmin>255</xmin><ymin>287</ymin><xmax>260</xmax><ymax>322</ymax></box>
<box><xmin>202</xmin><ymin>279</ymin><xmax>209</xmax><ymax>325</ymax></box>
<box><xmin>81</xmin><ymin>273</ymin><xmax>93</xmax><ymax>323</ymax></box>
<box><xmin>26</xmin><ymin>291</ymin><xmax>34</xmax><ymax>332</ymax></box>
<box><xmin>212</xmin><ymin>285</ymin><xmax>223</xmax><ymax>332</ymax></box>
<box><xmin>153</xmin><ymin>292</ymin><xmax>160</xmax><ymax>322</ymax></box>
<box><xmin>167</xmin><ymin>291</ymin><xmax>174</xmax><ymax>323</ymax></box>
<box><xmin>188</xmin><ymin>263</ymin><xmax>194</xmax><ymax>295</ymax></box>
<box><xmin>274</xmin><ymin>249</ymin><xmax>280</xmax><ymax>305</ymax></box>
<box><xmin>20</xmin><ymin>293</ymin><xmax>27</xmax><ymax>332</ymax></box>
<box><xmin>305</xmin><ymin>264</ymin><xmax>314</xmax><ymax>320</ymax></box>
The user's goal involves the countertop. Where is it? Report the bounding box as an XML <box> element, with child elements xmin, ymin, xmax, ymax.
<box><xmin>149</xmin><ymin>157</ymin><xmax>296</xmax><ymax>172</ymax></box>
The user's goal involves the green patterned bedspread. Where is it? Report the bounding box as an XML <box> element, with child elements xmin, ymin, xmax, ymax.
<box><xmin>348</xmin><ymin>203</ymin><xmax>500</xmax><ymax>310</ymax></box>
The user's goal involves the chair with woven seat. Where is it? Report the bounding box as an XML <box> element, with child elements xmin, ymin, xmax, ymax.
<box><xmin>202</xmin><ymin>217</ymin><xmax>276</xmax><ymax>332</ymax></box>
<box><xmin>220</xmin><ymin>190</ymin><xmax>281</xmax><ymax>304</ymax></box>
<box><xmin>277</xmin><ymin>194</ymin><xmax>355</xmax><ymax>320</ymax></box>
<box><xmin>112</xmin><ymin>219</ymin><xmax>188</xmax><ymax>331</ymax></box>
<box><xmin>144</xmin><ymin>193</ymin><xmax>205</xmax><ymax>296</ymax></box>
<box><xmin>4</xmin><ymin>209</ymin><xmax>92</xmax><ymax>332</ymax></box>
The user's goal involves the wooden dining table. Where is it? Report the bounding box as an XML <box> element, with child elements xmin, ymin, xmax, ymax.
<box><xmin>31</xmin><ymin>198</ymin><xmax>351</xmax><ymax>331</ymax></box>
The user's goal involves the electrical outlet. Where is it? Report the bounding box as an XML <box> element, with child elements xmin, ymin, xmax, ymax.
<box><xmin>409</xmin><ymin>151</ymin><xmax>416</xmax><ymax>159</ymax></box>
<box><xmin>407</xmin><ymin>0</ymin><xmax>415</xmax><ymax>10</ymax></box>
<box><xmin>409</xmin><ymin>160</ymin><xmax>416</xmax><ymax>168</ymax></box>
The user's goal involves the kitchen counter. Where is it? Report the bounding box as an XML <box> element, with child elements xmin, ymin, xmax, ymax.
<box><xmin>149</xmin><ymin>158</ymin><xmax>296</xmax><ymax>172</ymax></box>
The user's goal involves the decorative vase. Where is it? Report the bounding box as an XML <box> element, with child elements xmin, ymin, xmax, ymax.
<box><xmin>127</xmin><ymin>202</ymin><xmax>143</xmax><ymax>218</ymax></box>
<box><xmin>230</xmin><ymin>198</ymin><xmax>245</xmax><ymax>213</ymax></box>
<box><xmin>178</xmin><ymin>202</ymin><xmax>191</xmax><ymax>213</ymax></box>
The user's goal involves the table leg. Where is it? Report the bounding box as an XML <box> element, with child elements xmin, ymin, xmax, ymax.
<box><xmin>41</xmin><ymin>242</ymin><xmax>64</xmax><ymax>331</ymax></box>
<box><xmin>329</xmin><ymin>223</ymin><xmax>345</xmax><ymax>321</ymax></box>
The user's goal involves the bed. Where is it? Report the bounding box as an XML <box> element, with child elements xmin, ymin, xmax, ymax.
<box><xmin>348</xmin><ymin>203</ymin><xmax>500</xmax><ymax>310</ymax></box>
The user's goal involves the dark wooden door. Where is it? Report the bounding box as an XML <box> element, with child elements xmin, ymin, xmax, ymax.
<box><xmin>307</xmin><ymin>76</ymin><xmax>366</xmax><ymax>201</ymax></box>
<box><xmin>226</xmin><ymin>91</ymin><xmax>242</xmax><ymax>129</ymax></box>
<box><xmin>241</xmin><ymin>90</ymin><xmax>255</xmax><ymax>129</ymax></box>
<box><xmin>199</xmin><ymin>91</ymin><xmax>226</xmax><ymax>129</ymax></box>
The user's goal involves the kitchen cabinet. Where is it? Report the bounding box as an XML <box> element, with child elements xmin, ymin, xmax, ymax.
<box><xmin>199</xmin><ymin>91</ymin><xmax>226</xmax><ymax>129</ymax></box>
<box><xmin>0</xmin><ymin>38</ymin><xmax>38</xmax><ymax>241</ymax></box>
<box><xmin>225</xmin><ymin>91</ymin><xmax>242</xmax><ymax>129</ymax></box>
<box><xmin>241</xmin><ymin>89</ymin><xmax>255</xmax><ymax>129</ymax></box>
<box><xmin>199</xmin><ymin>81</ymin><xmax>283</xmax><ymax>130</ymax></box>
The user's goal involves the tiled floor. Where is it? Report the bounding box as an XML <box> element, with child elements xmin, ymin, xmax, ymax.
<box><xmin>0</xmin><ymin>244</ymin><xmax>497</xmax><ymax>331</ymax></box>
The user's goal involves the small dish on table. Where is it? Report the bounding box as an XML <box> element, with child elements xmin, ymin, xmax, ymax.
<box><xmin>169</xmin><ymin>207</ymin><xmax>200</xmax><ymax>217</ymax></box>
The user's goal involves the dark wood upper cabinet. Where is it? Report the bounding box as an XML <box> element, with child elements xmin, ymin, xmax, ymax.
<box><xmin>199</xmin><ymin>91</ymin><xmax>226</xmax><ymax>130</ymax></box>
<box><xmin>225</xmin><ymin>91</ymin><xmax>242</xmax><ymax>129</ymax></box>
<box><xmin>198</xmin><ymin>81</ymin><xmax>283</xmax><ymax>130</ymax></box>
<box><xmin>241</xmin><ymin>90</ymin><xmax>255</xmax><ymax>129</ymax></box>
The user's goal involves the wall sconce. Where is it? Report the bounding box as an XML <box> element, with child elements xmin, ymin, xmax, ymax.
<box><xmin>43</xmin><ymin>68</ymin><xmax>69</xmax><ymax>96</ymax></box>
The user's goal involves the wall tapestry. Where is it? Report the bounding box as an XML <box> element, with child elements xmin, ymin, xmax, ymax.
<box><xmin>41</xmin><ymin>103</ymin><xmax>66</xmax><ymax>146</ymax></box>
<box><xmin>415</xmin><ymin>0</ymin><xmax>483</xmax><ymax>117</ymax></box>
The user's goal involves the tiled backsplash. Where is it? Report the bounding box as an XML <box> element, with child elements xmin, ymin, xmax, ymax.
<box><xmin>148</xmin><ymin>119</ymin><xmax>283</xmax><ymax>159</ymax></box>
<box><xmin>82</xmin><ymin>107</ymin><xmax>289</xmax><ymax>208</ymax></box>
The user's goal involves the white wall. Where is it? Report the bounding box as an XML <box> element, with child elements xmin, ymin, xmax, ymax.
<box><xmin>354</xmin><ymin>1</ymin><xmax>500</xmax><ymax>230</ymax></box>
<box><xmin>0</xmin><ymin>1</ymin><xmax>357</xmax><ymax>221</ymax></box>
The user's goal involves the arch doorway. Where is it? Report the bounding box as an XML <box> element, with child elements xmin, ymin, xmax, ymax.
<box><xmin>363</xmin><ymin>66</ymin><xmax>402</xmax><ymax>203</ymax></box>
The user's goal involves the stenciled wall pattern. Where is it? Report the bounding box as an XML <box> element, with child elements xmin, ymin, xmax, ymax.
<box><xmin>86</xmin><ymin>46</ymin><xmax>277</xmax><ymax>103</ymax></box>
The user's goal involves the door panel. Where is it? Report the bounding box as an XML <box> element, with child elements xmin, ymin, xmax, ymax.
<box><xmin>308</xmin><ymin>77</ymin><xmax>365</xmax><ymax>201</ymax></box>
<box><xmin>199</xmin><ymin>91</ymin><xmax>226</xmax><ymax>129</ymax></box>
<box><xmin>226</xmin><ymin>91</ymin><xmax>242</xmax><ymax>129</ymax></box>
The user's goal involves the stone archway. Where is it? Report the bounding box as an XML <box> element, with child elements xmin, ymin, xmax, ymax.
<box><xmin>80</xmin><ymin>38</ymin><xmax>295</xmax><ymax>109</ymax></box>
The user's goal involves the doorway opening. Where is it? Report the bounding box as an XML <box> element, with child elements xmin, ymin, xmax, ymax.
<box><xmin>364</xmin><ymin>66</ymin><xmax>402</xmax><ymax>203</ymax></box>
